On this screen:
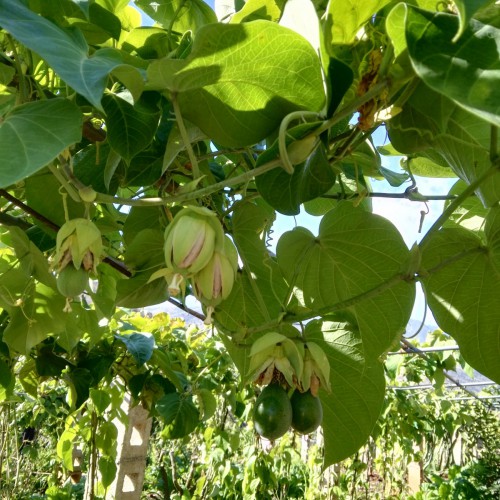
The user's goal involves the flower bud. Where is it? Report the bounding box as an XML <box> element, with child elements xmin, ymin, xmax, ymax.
<box><xmin>193</xmin><ymin>236</ymin><xmax>238</xmax><ymax>324</ymax></box>
<box><xmin>164</xmin><ymin>207</ymin><xmax>224</xmax><ymax>275</ymax></box>
<box><xmin>53</xmin><ymin>218</ymin><xmax>102</xmax><ymax>273</ymax></box>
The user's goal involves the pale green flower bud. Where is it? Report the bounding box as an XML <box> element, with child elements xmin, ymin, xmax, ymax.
<box><xmin>164</xmin><ymin>207</ymin><xmax>224</xmax><ymax>275</ymax></box>
<box><xmin>193</xmin><ymin>236</ymin><xmax>238</xmax><ymax>324</ymax></box>
<box><xmin>53</xmin><ymin>218</ymin><xmax>102</xmax><ymax>273</ymax></box>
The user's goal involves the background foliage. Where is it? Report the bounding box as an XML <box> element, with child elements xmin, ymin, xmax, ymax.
<box><xmin>0</xmin><ymin>0</ymin><xmax>499</xmax><ymax>496</ymax></box>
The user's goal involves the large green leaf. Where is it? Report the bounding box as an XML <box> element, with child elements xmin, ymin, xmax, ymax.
<box><xmin>255</xmin><ymin>143</ymin><xmax>335</xmax><ymax>215</ymax></box>
<box><xmin>215</xmin><ymin>202</ymin><xmax>288</xmax><ymax>335</ymax></box>
<box><xmin>387</xmin><ymin>82</ymin><xmax>500</xmax><ymax>207</ymax></box>
<box><xmin>102</xmin><ymin>92</ymin><xmax>161</xmax><ymax>163</ymax></box>
<box><xmin>115</xmin><ymin>333</ymin><xmax>155</xmax><ymax>365</ymax></box>
<box><xmin>326</xmin><ymin>0</ymin><xmax>393</xmax><ymax>45</ymax></box>
<box><xmin>135</xmin><ymin>0</ymin><xmax>217</xmax><ymax>33</ymax></box>
<box><xmin>0</xmin><ymin>360</ymin><xmax>14</xmax><ymax>402</ymax></box>
<box><xmin>401</xmin><ymin>5</ymin><xmax>500</xmax><ymax>126</ymax></box>
<box><xmin>443</xmin><ymin>180</ymin><xmax>489</xmax><ymax>232</ymax></box>
<box><xmin>453</xmin><ymin>1</ymin><xmax>497</xmax><ymax>40</ymax></box>
<box><xmin>157</xmin><ymin>392</ymin><xmax>200</xmax><ymax>439</ymax></box>
<box><xmin>421</xmin><ymin>208</ymin><xmax>500</xmax><ymax>383</ymax></box>
<box><xmin>3</xmin><ymin>282</ymin><xmax>68</xmax><ymax>354</ymax></box>
<box><xmin>147</xmin><ymin>21</ymin><xmax>325</xmax><ymax>147</ymax></box>
<box><xmin>0</xmin><ymin>99</ymin><xmax>82</xmax><ymax>188</ymax></box>
<box><xmin>25</xmin><ymin>171</ymin><xmax>87</xmax><ymax>229</ymax></box>
<box><xmin>0</xmin><ymin>0</ymin><xmax>140</xmax><ymax>109</ymax></box>
<box><xmin>306</xmin><ymin>319</ymin><xmax>385</xmax><ymax>465</ymax></box>
<box><xmin>277</xmin><ymin>203</ymin><xmax>415</xmax><ymax>357</ymax></box>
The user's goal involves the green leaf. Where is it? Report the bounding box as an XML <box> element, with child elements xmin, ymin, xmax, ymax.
<box><xmin>7</xmin><ymin>226</ymin><xmax>56</xmax><ymax>288</ymax></box>
<box><xmin>56</xmin><ymin>427</ymin><xmax>78</xmax><ymax>470</ymax></box>
<box><xmin>35</xmin><ymin>347</ymin><xmax>70</xmax><ymax>377</ymax></box>
<box><xmin>256</xmin><ymin>142</ymin><xmax>335</xmax><ymax>215</ymax></box>
<box><xmin>387</xmin><ymin>82</ymin><xmax>500</xmax><ymax>207</ymax></box>
<box><xmin>3</xmin><ymin>282</ymin><xmax>68</xmax><ymax>354</ymax></box>
<box><xmin>66</xmin><ymin>367</ymin><xmax>93</xmax><ymax>409</ymax></box>
<box><xmin>0</xmin><ymin>0</ymin><xmax>140</xmax><ymax>109</ymax></box>
<box><xmin>230</xmin><ymin>0</ymin><xmax>283</xmax><ymax>23</ymax></box>
<box><xmin>163</xmin><ymin>119</ymin><xmax>206</xmax><ymax>173</ymax></box>
<box><xmin>443</xmin><ymin>180</ymin><xmax>488</xmax><ymax>232</ymax></box>
<box><xmin>115</xmin><ymin>332</ymin><xmax>155</xmax><ymax>365</ymax></box>
<box><xmin>102</xmin><ymin>92</ymin><xmax>161</xmax><ymax>163</ymax></box>
<box><xmin>116</xmin><ymin>272</ymin><xmax>169</xmax><ymax>308</ymax></box>
<box><xmin>216</xmin><ymin>202</ymin><xmax>288</xmax><ymax>334</ymax></box>
<box><xmin>421</xmin><ymin>209</ymin><xmax>500</xmax><ymax>383</ymax></box>
<box><xmin>90</xmin><ymin>388</ymin><xmax>112</xmax><ymax>415</ymax></box>
<box><xmin>403</xmin><ymin>5</ymin><xmax>500</xmax><ymax>126</ymax></box>
<box><xmin>98</xmin><ymin>455</ymin><xmax>117</xmax><ymax>489</ymax></box>
<box><xmin>95</xmin><ymin>421</ymin><xmax>118</xmax><ymax>455</ymax></box>
<box><xmin>277</xmin><ymin>203</ymin><xmax>415</xmax><ymax>357</ymax></box>
<box><xmin>378</xmin><ymin>166</ymin><xmax>410</xmax><ymax>187</ymax></box>
<box><xmin>0</xmin><ymin>360</ymin><xmax>14</xmax><ymax>402</ymax></box>
<box><xmin>116</xmin><ymin>228</ymin><xmax>168</xmax><ymax>308</ymax></box>
<box><xmin>326</xmin><ymin>0</ymin><xmax>393</xmax><ymax>45</ymax></box>
<box><xmin>122</xmin><ymin>208</ymin><xmax>164</xmax><ymax>246</ymax></box>
<box><xmin>73</xmin><ymin>143</ymin><xmax>121</xmax><ymax>195</ymax></box>
<box><xmin>401</xmin><ymin>156</ymin><xmax>456</xmax><ymax>178</ymax></box>
<box><xmin>136</xmin><ymin>0</ymin><xmax>217</xmax><ymax>33</ymax></box>
<box><xmin>453</xmin><ymin>1</ymin><xmax>496</xmax><ymax>40</ymax></box>
<box><xmin>306</xmin><ymin>319</ymin><xmax>385</xmax><ymax>465</ymax></box>
<box><xmin>147</xmin><ymin>21</ymin><xmax>325</xmax><ymax>147</ymax></box>
<box><xmin>0</xmin><ymin>99</ymin><xmax>82</xmax><ymax>188</ymax></box>
<box><xmin>196</xmin><ymin>388</ymin><xmax>217</xmax><ymax>421</ymax></box>
<box><xmin>157</xmin><ymin>392</ymin><xmax>199</xmax><ymax>439</ymax></box>
<box><xmin>25</xmin><ymin>171</ymin><xmax>88</xmax><ymax>228</ymax></box>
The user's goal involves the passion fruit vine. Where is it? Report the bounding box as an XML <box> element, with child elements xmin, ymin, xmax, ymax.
<box><xmin>253</xmin><ymin>383</ymin><xmax>292</xmax><ymax>440</ymax></box>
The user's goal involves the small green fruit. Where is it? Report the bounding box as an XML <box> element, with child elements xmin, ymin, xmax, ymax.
<box><xmin>253</xmin><ymin>384</ymin><xmax>292</xmax><ymax>440</ymax></box>
<box><xmin>290</xmin><ymin>390</ymin><xmax>323</xmax><ymax>434</ymax></box>
<box><xmin>57</xmin><ymin>265</ymin><xmax>88</xmax><ymax>298</ymax></box>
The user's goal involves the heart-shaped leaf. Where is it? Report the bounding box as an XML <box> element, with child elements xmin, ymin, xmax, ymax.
<box><xmin>395</xmin><ymin>4</ymin><xmax>500</xmax><ymax>126</ymax></box>
<box><xmin>0</xmin><ymin>0</ymin><xmax>141</xmax><ymax>109</ymax></box>
<box><xmin>157</xmin><ymin>392</ymin><xmax>199</xmax><ymax>439</ymax></box>
<box><xmin>306</xmin><ymin>319</ymin><xmax>385</xmax><ymax>465</ymax></box>
<box><xmin>277</xmin><ymin>203</ymin><xmax>415</xmax><ymax>357</ymax></box>
<box><xmin>387</xmin><ymin>82</ymin><xmax>500</xmax><ymax>207</ymax></box>
<box><xmin>421</xmin><ymin>206</ymin><xmax>500</xmax><ymax>383</ymax></box>
<box><xmin>256</xmin><ymin>142</ymin><xmax>335</xmax><ymax>216</ymax></box>
<box><xmin>102</xmin><ymin>92</ymin><xmax>161</xmax><ymax>163</ymax></box>
<box><xmin>0</xmin><ymin>99</ymin><xmax>82</xmax><ymax>188</ymax></box>
<box><xmin>147</xmin><ymin>20</ymin><xmax>325</xmax><ymax>147</ymax></box>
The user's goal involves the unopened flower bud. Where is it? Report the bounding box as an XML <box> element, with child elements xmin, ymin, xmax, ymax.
<box><xmin>164</xmin><ymin>207</ymin><xmax>224</xmax><ymax>275</ymax></box>
<box><xmin>53</xmin><ymin>218</ymin><xmax>102</xmax><ymax>273</ymax></box>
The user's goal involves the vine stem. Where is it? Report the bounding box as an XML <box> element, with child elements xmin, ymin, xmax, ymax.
<box><xmin>284</xmin><ymin>272</ymin><xmax>408</xmax><ymax>324</ymax></box>
<box><xmin>172</xmin><ymin>93</ymin><xmax>201</xmax><ymax>180</ymax></box>
<box><xmin>240</xmin><ymin>272</ymin><xmax>409</xmax><ymax>338</ymax></box>
<box><xmin>93</xmin><ymin>158</ymin><xmax>282</xmax><ymax>207</ymax></box>
<box><xmin>278</xmin><ymin>110</ymin><xmax>321</xmax><ymax>174</ymax></box>
<box><xmin>419</xmin><ymin>160</ymin><xmax>500</xmax><ymax>248</ymax></box>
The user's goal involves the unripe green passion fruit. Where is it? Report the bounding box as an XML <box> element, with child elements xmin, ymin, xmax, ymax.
<box><xmin>253</xmin><ymin>383</ymin><xmax>292</xmax><ymax>440</ymax></box>
<box><xmin>290</xmin><ymin>390</ymin><xmax>323</xmax><ymax>435</ymax></box>
<box><xmin>57</xmin><ymin>265</ymin><xmax>88</xmax><ymax>298</ymax></box>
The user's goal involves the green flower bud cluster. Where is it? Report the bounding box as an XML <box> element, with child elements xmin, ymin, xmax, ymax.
<box><xmin>247</xmin><ymin>332</ymin><xmax>331</xmax><ymax>396</ymax></box>
<box><xmin>52</xmin><ymin>218</ymin><xmax>103</xmax><ymax>308</ymax></box>
<box><xmin>162</xmin><ymin>206</ymin><xmax>238</xmax><ymax>324</ymax></box>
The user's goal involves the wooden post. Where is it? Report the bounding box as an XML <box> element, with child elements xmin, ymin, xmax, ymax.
<box><xmin>106</xmin><ymin>395</ymin><xmax>152</xmax><ymax>499</ymax></box>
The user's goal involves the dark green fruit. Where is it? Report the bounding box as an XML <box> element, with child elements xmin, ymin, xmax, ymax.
<box><xmin>291</xmin><ymin>390</ymin><xmax>323</xmax><ymax>435</ymax></box>
<box><xmin>253</xmin><ymin>384</ymin><xmax>292</xmax><ymax>440</ymax></box>
<box><xmin>57</xmin><ymin>265</ymin><xmax>88</xmax><ymax>298</ymax></box>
